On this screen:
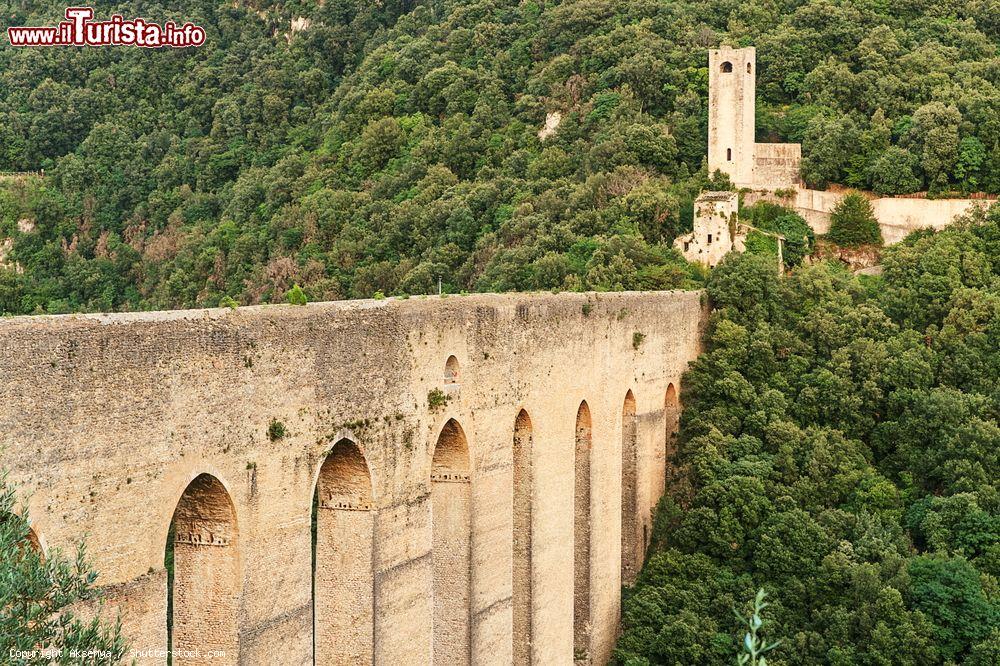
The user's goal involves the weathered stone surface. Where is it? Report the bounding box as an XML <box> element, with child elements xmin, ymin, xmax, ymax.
<box><xmin>0</xmin><ymin>290</ymin><xmax>705</xmax><ymax>665</ymax></box>
<box><xmin>674</xmin><ymin>191</ymin><xmax>742</xmax><ymax>268</ymax></box>
<box><xmin>709</xmin><ymin>46</ymin><xmax>802</xmax><ymax>192</ymax></box>
<box><xmin>709</xmin><ymin>46</ymin><xmax>758</xmax><ymax>189</ymax></box>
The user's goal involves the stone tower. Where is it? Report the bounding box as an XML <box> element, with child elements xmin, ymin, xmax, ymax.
<box><xmin>708</xmin><ymin>46</ymin><xmax>756</xmax><ymax>188</ymax></box>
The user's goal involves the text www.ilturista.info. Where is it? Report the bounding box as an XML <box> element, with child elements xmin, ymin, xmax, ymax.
<box><xmin>7</xmin><ymin>7</ymin><xmax>205</xmax><ymax>48</ymax></box>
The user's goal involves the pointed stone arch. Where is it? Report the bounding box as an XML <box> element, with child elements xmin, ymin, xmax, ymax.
<box><xmin>512</xmin><ymin>409</ymin><xmax>533</xmax><ymax>665</ymax></box>
<box><xmin>166</xmin><ymin>473</ymin><xmax>239</xmax><ymax>665</ymax></box>
<box><xmin>652</xmin><ymin>383</ymin><xmax>682</xmax><ymax>554</ymax></box>
<box><xmin>665</xmin><ymin>384</ymin><xmax>680</xmax><ymax>461</ymax></box>
<box><xmin>620</xmin><ymin>390</ymin><xmax>639</xmax><ymax>586</ymax></box>
<box><xmin>431</xmin><ymin>418</ymin><xmax>471</xmax><ymax>664</ymax></box>
<box><xmin>313</xmin><ymin>438</ymin><xmax>374</xmax><ymax>664</ymax></box>
<box><xmin>573</xmin><ymin>401</ymin><xmax>592</xmax><ymax>662</ymax></box>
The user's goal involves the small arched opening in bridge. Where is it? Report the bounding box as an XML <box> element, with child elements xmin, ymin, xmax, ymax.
<box><xmin>574</xmin><ymin>401</ymin><xmax>592</xmax><ymax>661</ymax></box>
<box><xmin>431</xmin><ymin>418</ymin><xmax>472</xmax><ymax>664</ymax></box>
<box><xmin>721</xmin><ymin>61</ymin><xmax>733</xmax><ymax>73</ymax></box>
<box><xmin>620</xmin><ymin>390</ymin><xmax>639</xmax><ymax>587</ymax></box>
<box><xmin>166</xmin><ymin>473</ymin><xmax>239</xmax><ymax>664</ymax></box>
<box><xmin>444</xmin><ymin>355</ymin><xmax>460</xmax><ymax>385</ymax></box>
<box><xmin>659</xmin><ymin>384</ymin><xmax>681</xmax><ymax>552</ymax></box>
<box><xmin>512</xmin><ymin>409</ymin><xmax>533</xmax><ymax>665</ymax></box>
<box><xmin>312</xmin><ymin>438</ymin><xmax>374</xmax><ymax>664</ymax></box>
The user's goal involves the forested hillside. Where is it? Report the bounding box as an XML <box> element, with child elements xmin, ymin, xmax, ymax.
<box><xmin>617</xmin><ymin>208</ymin><xmax>1000</xmax><ymax>664</ymax></box>
<box><xmin>0</xmin><ymin>0</ymin><xmax>998</xmax><ymax>314</ymax></box>
<box><xmin>2</xmin><ymin>1</ymin><xmax>999</xmax><ymax>660</ymax></box>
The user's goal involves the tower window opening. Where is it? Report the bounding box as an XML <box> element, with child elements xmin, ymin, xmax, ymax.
<box><xmin>727</xmin><ymin>148</ymin><xmax>732</xmax><ymax>161</ymax></box>
<box><xmin>721</xmin><ymin>61</ymin><xmax>733</xmax><ymax>73</ymax></box>
<box><xmin>707</xmin><ymin>234</ymin><xmax>713</xmax><ymax>244</ymax></box>
<box><xmin>747</xmin><ymin>62</ymin><xmax>752</xmax><ymax>74</ymax></box>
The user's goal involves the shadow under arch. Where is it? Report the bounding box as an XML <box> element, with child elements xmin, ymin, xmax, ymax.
<box><xmin>665</xmin><ymin>383</ymin><xmax>680</xmax><ymax>460</ymax></box>
<box><xmin>621</xmin><ymin>389</ymin><xmax>640</xmax><ymax>587</ymax></box>
<box><xmin>312</xmin><ymin>437</ymin><xmax>375</xmax><ymax>664</ymax></box>
<box><xmin>430</xmin><ymin>417</ymin><xmax>472</xmax><ymax>664</ymax></box>
<box><xmin>165</xmin><ymin>473</ymin><xmax>239</xmax><ymax>665</ymax></box>
<box><xmin>574</xmin><ymin>400</ymin><xmax>593</xmax><ymax>661</ymax></box>
<box><xmin>512</xmin><ymin>409</ymin><xmax>533</xmax><ymax>665</ymax></box>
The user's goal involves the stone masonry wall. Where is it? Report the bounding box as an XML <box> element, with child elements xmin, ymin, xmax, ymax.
<box><xmin>752</xmin><ymin>143</ymin><xmax>802</xmax><ymax>191</ymax></box>
<box><xmin>745</xmin><ymin>188</ymin><xmax>994</xmax><ymax>245</ymax></box>
<box><xmin>0</xmin><ymin>291</ymin><xmax>706</xmax><ymax>665</ymax></box>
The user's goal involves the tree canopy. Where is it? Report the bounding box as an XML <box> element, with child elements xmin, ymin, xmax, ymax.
<box><xmin>615</xmin><ymin>207</ymin><xmax>1000</xmax><ymax>665</ymax></box>
<box><xmin>827</xmin><ymin>192</ymin><xmax>883</xmax><ymax>246</ymax></box>
<box><xmin>1</xmin><ymin>0</ymin><xmax>998</xmax><ymax>314</ymax></box>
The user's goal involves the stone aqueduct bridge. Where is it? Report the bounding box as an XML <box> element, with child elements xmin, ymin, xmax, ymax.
<box><xmin>0</xmin><ymin>291</ymin><xmax>706</xmax><ymax>665</ymax></box>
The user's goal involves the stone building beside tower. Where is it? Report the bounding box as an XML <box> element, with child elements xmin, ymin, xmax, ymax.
<box><xmin>673</xmin><ymin>191</ymin><xmax>746</xmax><ymax>267</ymax></box>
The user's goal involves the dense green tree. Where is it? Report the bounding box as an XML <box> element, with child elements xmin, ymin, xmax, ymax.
<box><xmin>869</xmin><ymin>146</ymin><xmax>922</xmax><ymax>195</ymax></box>
<box><xmin>911</xmin><ymin>103</ymin><xmax>962</xmax><ymax>193</ymax></box>
<box><xmin>800</xmin><ymin>115</ymin><xmax>859</xmax><ymax>188</ymax></box>
<box><xmin>827</xmin><ymin>192</ymin><xmax>883</xmax><ymax>246</ymax></box>
<box><xmin>907</xmin><ymin>555</ymin><xmax>999</xmax><ymax>662</ymax></box>
<box><xmin>616</xmin><ymin>208</ymin><xmax>1000</xmax><ymax>665</ymax></box>
<box><xmin>741</xmin><ymin>202</ymin><xmax>814</xmax><ymax>268</ymax></box>
<box><xmin>956</xmin><ymin>137</ymin><xmax>987</xmax><ymax>193</ymax></box>
<box><xmin>2</xmin><ymin>0</ymin><xmax>998</xmax><ymax>315</ymax></box>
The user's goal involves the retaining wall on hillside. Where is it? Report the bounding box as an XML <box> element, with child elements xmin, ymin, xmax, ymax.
<box><xmin>745</xmin><ymin>188</ymin><xmax>995</xmax><ymax>244</ymax></box>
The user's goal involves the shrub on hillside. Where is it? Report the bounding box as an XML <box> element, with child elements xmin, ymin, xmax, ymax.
<box><xmin>827</xmin><ymin>192</ymin><xmax>883</xmax><ymax>246</ymax></box>
<box><xmin>742</xmin><ymin>202</ymin><xmax>815</xmax><ymax>268</ymax></box>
